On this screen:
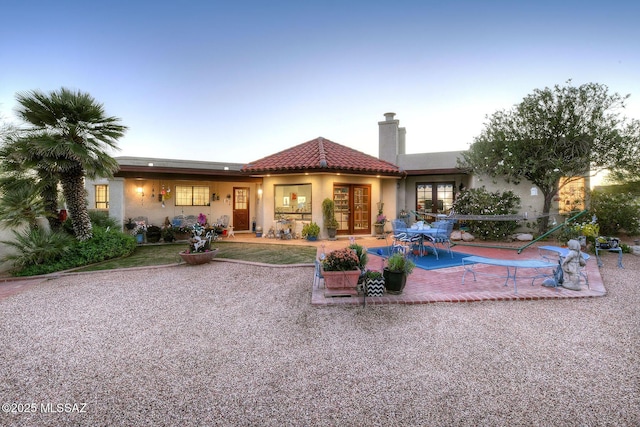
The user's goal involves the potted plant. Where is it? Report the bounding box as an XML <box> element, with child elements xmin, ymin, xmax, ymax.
<box><xmin>321</xmin><ymin>247</ymin><xmax>361</xmax><ymax>290</ymax></box>
<box><xmin>174</xmin><ymin>225</ymin><xmax>192</xmax><ymax>241</ymax></box>
<box><xmin>322</xmin><ymin>198</ymin><xmax>339</xmax><ymax>240</ymax></box>
<box><xmin>302</xmin><ymin>222</ymin><xmax>320</xmax><ymax>241</ymax></box>
<box><xmin>179</xmin><ymin>224</ymin><xmax>219</xmax><ymax>265</ymax></box>
<box><xmin>348</xmin><ymin>242</ymin><xmax>368</xmax><ymax>284</ymax></box>
<box><xmin>131</xmin><ymin>222</ymin><xmax>147</xmax><ymax>244</ymax></box>
<box><xmin>146</xmin><ymin>225</ymin><xmax>162</xmax><ymax>243</ymax></box>
<box><xmin>161</xmin><ymin>226</ymin><xmax>175</xmax><ymax>242</ymax></box>
<box><xmin>125</xmin><ymin>218</ymin><xmax>136</xmax><ymax>231</ymax></box>
<box><xmin>374</xmin><ymin>202</ymin><xmax>386</xmax><ymax>235</ymax></box>
<box><xmin>383</xmin><ymin>252</ymin><xmax>415</xmax><ymax>294</ymax></box>
<box><xmin>363</xmin><ymin>270</ymin><xmax>385</xmax><ymax>296</ymax></box>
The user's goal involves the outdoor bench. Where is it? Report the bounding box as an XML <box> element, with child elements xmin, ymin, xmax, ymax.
<box><xmin>462</xmin><ymin>256</ymin><xmax>556</xmax><ymax>294</ymax></box>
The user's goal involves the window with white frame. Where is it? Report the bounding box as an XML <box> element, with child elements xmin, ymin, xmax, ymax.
<box><xmin>274</xmin><ymin>183</ymin><xmax>312</xmax><ymax>219</ymax></box>
<box><xmin>95</xmin><ymin>184</ymin><xmax>109</xmax><ymax>209</ymax></box>
<box><xmin>175</xmin><ymin>185</ymin><xmax>210</xmax><ymax>206</ymax></box>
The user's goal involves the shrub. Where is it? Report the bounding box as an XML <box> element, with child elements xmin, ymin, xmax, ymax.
<box><xmin>589</xmin><ymin>191</ymin><xmax>640</xmax><ymax>236</ymax></box>
<box><xmin>89</xmin><ymin>210</ymin><xmax>120</xmax><ymax>229</ymax></box>
<box><xmin>348</xmin><ymin>243</ymin><xmax>368</xmax><ymax>270</ymax></box>
<box><xmin>12</xmin><ymin>227</ymin><xmax>136</xmax><ymax>276</ymax></box>
<box><xmin>364</xmin><ymin>270</ymin><xmax>383</xmax><ymax>280</ymax></box>
<box><xmin>322</xmin><ymin>247</ymin><xmax>360</xmax><ymax>271</ymax></box>
<box><xmin>385</xmin><ymin>252</ymin><xmax>415</xmax><ymax>275</ymax></box>
<box><xmin>301</xmin><ymin>222</ymin><xmax>320</xmax><ymax>238</ymax></box>
<box><xmin>1</xmin><ymin>228</ymin><xmax>74</xmax><ymax>269</ymax></box>
<box><xmin>555</xmin><ymin>219</ymin><xmax>600</xmax><ymax>246</ymax></box>
<box><xmin>452</xmin><ymin>187</ymin><xmax>521</xmax><ymax>240</ymax></box>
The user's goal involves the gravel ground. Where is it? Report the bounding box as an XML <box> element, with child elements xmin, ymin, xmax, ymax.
<box><xmin>0</xmin><ymin>255</ymin><xmax>638</xmax><ymax>427</ymax></box>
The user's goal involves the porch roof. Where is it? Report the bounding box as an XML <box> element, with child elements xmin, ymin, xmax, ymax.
<box><xmin>241</xmin><ymin>137</ymin><xmax>405</xmax><ymax>177</ymax></box>
<box><xmin>113</xmin><ymin>157</ymin><xmax>258</xmax><ymax>182</ymax></box>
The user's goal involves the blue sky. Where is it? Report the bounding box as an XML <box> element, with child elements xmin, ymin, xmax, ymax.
<box><xmin>1</xmin><ymin>0</ymin><xmax>639</xmax><ymax>163</ymax></box>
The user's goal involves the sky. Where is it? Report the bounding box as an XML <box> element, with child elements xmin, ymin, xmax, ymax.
<box><xmin>1</xmin><ymin>0</ymin><xmax>639</xmax><ymax>164</ymax></box>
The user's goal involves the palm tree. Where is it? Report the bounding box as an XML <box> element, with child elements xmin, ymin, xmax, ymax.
<box><xmin>0</xmin><ymin>177</ymin><xmax>46</xmax><ymax>230</ymax></box>
<box><xmin>0</xmin><ymin>138</ymin><xmax>61</xmax><ymax>229</ymax></box>
<box><xmin>13</xmin><ymin>88</ymin><xmax>127</xmax><ymax>240</ymax></box>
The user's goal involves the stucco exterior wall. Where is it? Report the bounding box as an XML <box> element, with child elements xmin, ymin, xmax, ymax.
<box><xmin>260</xmin><ymin>174</ymin><xmax>398</xmax><ymax>239</ymax></box>
<box><xmin>87</xmin><ymin>177</ymin><xmax>261</xmax><ymax>230</ymax></box>
<box><xmin>470</xmin><ymin>174</ymin><xmax>558</xmax><ymax>220</ymax></box>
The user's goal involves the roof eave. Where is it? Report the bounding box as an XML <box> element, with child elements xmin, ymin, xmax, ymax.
<box><xmin>405</xmin><ymin>168</ymin><xmax>466</xmax><ymax>176</ymax></box>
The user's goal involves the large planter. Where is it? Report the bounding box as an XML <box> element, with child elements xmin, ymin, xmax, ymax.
<box><xmin>146</xmin><ymin>233</ymin><xmax>161</xmax><ymax>243</ymax></box>
<box><xmin>322</xmin><ymin>268</ymin><xmax>360</xmax><ymax>290</ymax></box>
<box><xmin>383</xmin><ymin>268</ymin><xmax>407</xmax><ymax>295</ymax></box>
<box><xmin>146</xmin><ymin>226</ymin><xmax>162</xmax><ymax>243</ymax></box>
<box><xmin>327</xmin><ymin>227</ymin><xmax>337</xmax><ymax>240</ymax></box>
<box><xmin>179</xmin><ymin>249</ymin><xmax>219</xmax><ymax>265</ymax></box>
<box><xmin>374</xmin><ymin>224</ymin><xmax>385</xmax><ymax>235</ymax></box>
<box><xmin>135</xmin><ymin>233</ymin><xmax>145</xmax><ymax>244</ymax></box>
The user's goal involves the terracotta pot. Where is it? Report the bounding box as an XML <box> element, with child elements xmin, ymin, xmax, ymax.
<box><xmin>179</xmin><ymin>249</ymin><xmax>219</xmax><ymax>265</ymax></box>
<box><xmin>322</xmin><ymin>268</ymin><xmax>360</xmax><ymax>290</ymax></box>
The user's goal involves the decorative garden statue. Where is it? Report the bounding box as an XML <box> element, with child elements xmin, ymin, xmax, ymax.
<box><xmin>562</xmin><ymin>239</ymin><xmax>586</xmax><ymax>291</ymax></box>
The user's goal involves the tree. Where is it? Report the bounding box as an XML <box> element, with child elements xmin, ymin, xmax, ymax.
<box><xmin>0</xmin><ymin>138</ymin><xmax>62</xmax><ymax>229</ymax></box>
<box><xmin>459</xmin><ymin>81</ymin><xmax>640</xmax><ymax>234</ymax></box>
<box><xmin>0</xmin><ymin>177</ymin><xmax>46</xmax><ymax>229</ymax></box>
<box><xmin>13</xmin><ymin>88</ymin><xmax>127</xmax><ymax>240</ymax></box>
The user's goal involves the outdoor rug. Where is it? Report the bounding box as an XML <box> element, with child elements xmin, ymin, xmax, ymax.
<box><xmin>366</xmin><ymin>246</ymin><xmax>470</xmax><ymax>271</ymax></box>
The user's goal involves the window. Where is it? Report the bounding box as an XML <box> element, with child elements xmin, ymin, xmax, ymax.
<box><xmin>274</xmin><ymin>184</ymin><xmax>312</xmax><ymax>219</ymax></box>
<box><xmin>558</xmin><ymin>177</ymin><xmax>585</xmax><ymax>214</ymax></box>
<box><xmin>95</xmin><ymin>185</ymin><xmax>109</xmax><ymax>209</ymax></box>
<box><xmin>175</xmin><ymin>185</ymin><xmax>210</xmax><ymax>206</ymax></box>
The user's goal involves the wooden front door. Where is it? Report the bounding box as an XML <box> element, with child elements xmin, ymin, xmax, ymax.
<box><xmin>333</xmin><ymin>184</ymin><xmax>371</xmax><ymax>235</ymax></box>
<box><xmin>233</xmin><ymin>187</ymin><xmax>250</xmax><ymax>231</ymax></box>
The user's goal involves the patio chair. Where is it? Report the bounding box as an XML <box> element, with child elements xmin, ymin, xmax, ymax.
<box><xmin>313</xmin><ymin>258</ymin><xmax>324</xmax><ymax>289</ymax></box>
<box><xmin>184</xmin><ymin>215</ymin><xmax>198</xmax><ymax>227</ymax></box>
<box><xmin>218</xmin><ymin>215</ymin><xmax>230</xmax><ymax>228</ymax></box>
<box><xmin>171</xmin><ymin>215</ymin><xmax>184</xmax><ymax>228</ymax></box>
<box><xmin>391</xmin><ymin>219</ymin><xmax>421</xmax><ymax>256</ymax></box>
<box><xmin>422</xmin><ymin>220</ymin><xmax>455</xmax><ymax>260</ymax></box>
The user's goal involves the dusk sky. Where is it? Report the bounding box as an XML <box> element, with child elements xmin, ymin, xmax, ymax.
<box><xmin>1</xmin><ymin>0</ymin><xmax>639</xmax><ymax>164</ymax></box>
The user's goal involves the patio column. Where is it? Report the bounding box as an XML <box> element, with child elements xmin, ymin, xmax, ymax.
<box><xmin>109</xmin><ymin>177</ymin><xmax>125</xmax><ymax>231</ymax></box>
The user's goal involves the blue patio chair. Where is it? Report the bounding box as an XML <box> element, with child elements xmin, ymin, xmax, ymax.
<box><xmin>422</xmin><ymin>220</ymin><xmax>455</xmax><ymax>260</ymax></box>
<box><xmin>314</xmin><ymin>258</ymin><xmax>324</xmax><ymax>289</ymax></box>
<box><xmin>391</xmin><ymin>219</ymin><xmax>422</xmax><ymax>256</ymax></box>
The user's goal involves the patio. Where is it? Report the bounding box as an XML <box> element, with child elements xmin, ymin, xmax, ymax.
<box><xmin>307</xmin><ymin>235</ymin><xmax>606</xmax><ymax>306</ymax></box>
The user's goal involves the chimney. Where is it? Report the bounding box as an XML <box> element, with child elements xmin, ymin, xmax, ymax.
<box><xmin>378</xmin><ymin>112</ymin><xmax>400</xmax><ymax>163</ymax></box>
<box><xmin>398</xmin><ymin>126</ymin><xmax>406</xmax><ymax>155</ymax></box>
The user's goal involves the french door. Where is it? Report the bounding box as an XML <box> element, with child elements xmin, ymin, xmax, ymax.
<box><xmin>333</xmin><ymin>184</ymin><xmax>371</xmax><ymax>235</ymax></box>
<box><xmin>416</xmin><ymin>182</ymin><xmax>455</xmax><ymax>214</ymax></box>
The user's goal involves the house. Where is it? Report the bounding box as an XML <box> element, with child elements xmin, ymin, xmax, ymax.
<box><xmin>85</xmin><ymin>113</ymin><xmax>577</xmax><ymax>238</ymax></box>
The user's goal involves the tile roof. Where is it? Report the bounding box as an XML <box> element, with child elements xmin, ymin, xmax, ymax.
<box><xmin>241</xmin><ymin>137</ymin><xmax>404</xmax><ymax>176</ymax></box>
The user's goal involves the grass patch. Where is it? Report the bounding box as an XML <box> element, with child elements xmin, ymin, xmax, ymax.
<box><xmin>74</xmin><ymin>241</ymin><xmax>317</xmax><ymax>272</ymax></box>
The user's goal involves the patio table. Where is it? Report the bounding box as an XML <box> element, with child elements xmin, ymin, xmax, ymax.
<box><xmin>406</xmin><ymin>227</ymin><xmax>440</xmax><ymax>256</ymax></box>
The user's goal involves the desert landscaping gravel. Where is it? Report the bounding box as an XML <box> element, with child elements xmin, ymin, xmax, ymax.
<box><xmin>0</xmin><ymin>254</ymin><xmax>638</xmax><ymax>426</ymax></box>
